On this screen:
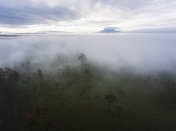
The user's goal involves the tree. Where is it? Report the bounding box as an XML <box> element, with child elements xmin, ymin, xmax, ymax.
<box><xmin>105</xmin><ymin>93</ymin><xmax>116</xmax><ymax>112</ymax></box>
<box><xmin>78</xmin><ymin>53</ymin><xmax>87</xmax><ymax>73</ymax></box>
<box><xmin>78</xmin><ymin>53</ymin><xmax>88</xmax><ymax>97</ymax></box>
<box><xmin>0</xmin><ymin>68</ymin><xmax>20</xmax><ymax>131</ymax></box>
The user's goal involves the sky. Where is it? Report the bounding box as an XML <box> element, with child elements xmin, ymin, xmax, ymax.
<box><xmin>0</xmin><ymin>0</ymin><xmax>176</xmax><ymax>33</ymax></box>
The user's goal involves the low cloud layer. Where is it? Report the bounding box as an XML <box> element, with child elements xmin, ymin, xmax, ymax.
<box><xmin>0</xmin><ymin>34</ymin><xmax>176</xmax><ymax>73</ymax></box>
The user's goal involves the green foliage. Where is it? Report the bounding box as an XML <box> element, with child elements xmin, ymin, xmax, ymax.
<box><xmin>1</xmin><ymin>61</ymin><xmax>176</xmax><ymax>131</ymax></box>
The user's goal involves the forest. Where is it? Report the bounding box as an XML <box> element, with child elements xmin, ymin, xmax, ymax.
<box><xmin>0</xmin><ymin>53</ymin><xmax>176</xmax><ymax>131</ymax></box>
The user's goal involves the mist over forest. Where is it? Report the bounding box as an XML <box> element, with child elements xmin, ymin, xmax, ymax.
<box><xmin>1</xmin><ymin>0</ymin><xmax>176</xmax><ymax>130</ymax></box>
<box><xmin>1</xmin><ymin>33</ymin><xmax>176</xmax><ymax>73</ymax></box>
<box><xmin>1</xmin><ymin>34</ymin><xmax>176</xmax><ymax>131</ymax></box>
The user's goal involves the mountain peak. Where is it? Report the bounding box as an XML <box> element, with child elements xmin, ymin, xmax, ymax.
<box><xmin>98</xmin><ymin>27</ymin><xmax>121</xmax><ymax>33</ymax></box>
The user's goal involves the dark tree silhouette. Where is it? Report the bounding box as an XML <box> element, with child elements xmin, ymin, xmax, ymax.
<box><xmin>78</xmin><ymin>53</ymin><xmax>87</xmax><ymax>73</ymax></box>
<box><xmin>78</xmin><ymin>53</ymin><xmax>88</xmax><ymax>97</ymax></box>
<box><xmin>0</xmin><ymin>68</ymin><xmax>20</xmax><ymax>131</ymax></box>
<box><xmin>105</xmin><ymin>93</ymin><xmax>117</xmax><ymax>112</ymax></box>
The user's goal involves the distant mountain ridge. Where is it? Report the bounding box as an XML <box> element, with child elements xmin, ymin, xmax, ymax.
<box><xmin>98</xmin><ymin>27</ymin><xmax>121</xmax><ymax>33</ymax></box>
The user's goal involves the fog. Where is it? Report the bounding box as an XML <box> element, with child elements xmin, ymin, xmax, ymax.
<box><xmin>0</xmin><ymin>33</ymin><xmax>176</xmax><ymax>73</ymax></box>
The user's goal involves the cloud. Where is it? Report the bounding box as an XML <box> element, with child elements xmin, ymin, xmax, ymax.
<box><xmin>0</xmin><ymin>4</ymin><xmax>78</xmax><ymax>25</ymax></box>
<box><xmin>1</xmin><ymin>34</ymin><xmax>176</xmax><ymax>73</ymax></box>
<box><xmin>0</xmin><ymin>0</ymin><xmax>176</xmax><ymax>32</ymax></box>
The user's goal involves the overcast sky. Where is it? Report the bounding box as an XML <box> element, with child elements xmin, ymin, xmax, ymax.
<box><xmin>0</xmin><ymin>0</ymin><xmax>176</xmax><ymax>33</ymax></box>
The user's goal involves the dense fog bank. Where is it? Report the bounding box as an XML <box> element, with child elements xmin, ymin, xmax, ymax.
<box><xmin>0</xmin><ymin>33</ymin><xmax>176</xmax><ymax>73</ymax></box>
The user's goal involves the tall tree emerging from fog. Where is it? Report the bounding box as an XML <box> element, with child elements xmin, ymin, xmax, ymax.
<box><xmin>78</xmin><ymin>53</ymin><xmax>87</xmax><ymax>96</ymax></box>
<box><xmin>78</xmin><ymin>53</ymin><xmax>87</xmax><ymax>73</ymax></box>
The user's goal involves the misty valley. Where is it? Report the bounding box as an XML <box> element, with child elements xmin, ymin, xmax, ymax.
<box><xmin>1</xmin><ymin>34</ymin><xmax>176</xmax><ymax>131</ymax></box>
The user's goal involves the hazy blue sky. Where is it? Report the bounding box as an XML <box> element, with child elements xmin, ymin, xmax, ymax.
<box><xmin>0</xmin><ymin>0</ymin><xmax>176</xmax><ymax>33</ymax></box>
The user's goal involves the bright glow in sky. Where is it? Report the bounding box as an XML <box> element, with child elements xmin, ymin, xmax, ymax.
<box><xmin>0</xmin><ymin>0</ymin><xmax>176</xmax><ymax>33</ymax></box>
